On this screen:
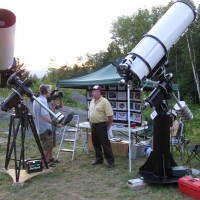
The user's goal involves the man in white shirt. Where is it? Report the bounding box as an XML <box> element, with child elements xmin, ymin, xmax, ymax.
<box><xmin>33</xmin><ymin>84</ymin><xmax>62</xmax><ymax>166</ymax></box>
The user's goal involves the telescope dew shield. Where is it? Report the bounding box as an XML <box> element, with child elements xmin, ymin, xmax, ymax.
<box><xmin>0</xmin><ymin>9</ymin><xmax>16</xmax><ymax>87</ymax></box>
<box><xmin>174</xmin><ymin>101</ymin><xmax>193</xmax><ymax>122</ymax></box>
<box><xmin>118</xmin><ymin>1</ymin><xmax>196</xmax><ymax>86</ymax></box>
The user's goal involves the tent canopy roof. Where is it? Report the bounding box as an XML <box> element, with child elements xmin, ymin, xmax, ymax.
<box><xmin>56</xmin><ymin>64</ymin><xmax>179</xmax><ymax>91</ymax></box>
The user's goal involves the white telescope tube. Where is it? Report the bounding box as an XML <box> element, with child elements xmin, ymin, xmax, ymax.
<box><xmin>0</xmin><ymin>9</ymin><xmax>16</xmax><ymax>87</ymax></box>
<box><xmin>0</xmin><ymin>9</ymin><xmax>16</xmax><ymax>70</ymax></box>
<box><xmin>118</xmin><ymin>1</ymin><xmax>196</xmax><ymax>85</ymax></box>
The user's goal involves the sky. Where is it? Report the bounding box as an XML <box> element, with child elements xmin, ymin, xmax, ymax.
<box><xmin>0</xmin><ymin>0</ymin><xmax>200</xmax><ymax>77</ymax></box>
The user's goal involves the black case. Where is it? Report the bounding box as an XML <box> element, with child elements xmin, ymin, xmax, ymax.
<box><xmin>26</xmin><ymin>160</ymin><xmax>42</xmax><ymax>174</ymax></box>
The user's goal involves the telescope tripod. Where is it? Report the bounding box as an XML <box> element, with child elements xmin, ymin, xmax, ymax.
<box><xmin>4</xmin><ymin>104</ymin><xmax>48</xmax><ymax>183</ymax></box>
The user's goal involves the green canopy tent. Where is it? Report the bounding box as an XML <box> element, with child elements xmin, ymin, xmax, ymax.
<box><xmin>56</xmin><ymin>63</ymin><xmax>179</xmax><ymax>91</ymax></box>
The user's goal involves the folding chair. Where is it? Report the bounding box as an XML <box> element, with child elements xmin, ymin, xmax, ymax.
<box><xmin>170</xmin><ymin>121</ymin><xmax>190</xmax><ymax>161</ymax></box>
<box><xmin>185</xmin><ymin>145</ymin><xmax>200</xmax><ymax>168</ymax></box>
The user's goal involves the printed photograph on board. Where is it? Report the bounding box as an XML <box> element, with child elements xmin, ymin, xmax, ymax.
<box><xmin>134</xmin><ymin>102</ymin><xmax>141</xmax><ymax>112</ymax></box>
<box><xmin>108</xmin><ymin>91</ymin><xmax>117</xmax><ymax>100</ymax></box>
<box><xmin>118</xmin><ymin>92</ymin><xmax>126</xmax><ymax>100</ymax></box>
<box><xmin>130</xmin><ymin>112</ymin><xmax>141</xmax><ymax>123</ymax></box>
<box><xmin>109</xmin><ymin>85</ymin><xmax>116</xmax><ymax>90</ymax></box>
<box><xmin>117</xmin><ymin>102</ymin><xmax>127</xmax><ymax>110</ymax></box>
<box><xmin>118</xmin><ymin>85</ymin><xmax>126</xmax><ymax>91</ymax></box>
<box><xmin>133</xmin><ymin>91</ymin><xmax>141</xmax><ymax>101</ymax></box>
<box><xmin>110</xmin><ymin>101</ymin><xmax>117</xmax><ymax>110</ymax></box>
<box><xmin>118</xmin><ymin>112</ymin><xmax>127</xmax><ymax>121</ymax></box>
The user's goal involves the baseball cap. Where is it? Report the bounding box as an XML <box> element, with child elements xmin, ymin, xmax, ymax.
<box><xmin>92</xmin><ymin>85</ymin><xmax>102</xmax><ymax>91</ymax></box>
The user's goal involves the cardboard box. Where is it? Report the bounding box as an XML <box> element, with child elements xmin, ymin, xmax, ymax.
<box><xmin>88</xmin><ymin>133</ymin><xmax>128</xmax><ymax>157</ymax></box>
<box><xmin>178</xmin><ymin>176</ymin><xmax>200</xmax><ymax>199</ymax></box>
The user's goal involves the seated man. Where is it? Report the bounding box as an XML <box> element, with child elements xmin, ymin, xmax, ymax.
<box><xmin>170</xmin><ymin>109</ymin><xmax>179</xmax><ymax>137</ymax></box>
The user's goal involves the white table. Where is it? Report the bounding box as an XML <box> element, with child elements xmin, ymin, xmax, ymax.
<box><xmin>78</xmin><ymin>122</ymin><xmax>148</xmax><ymax>144</ymax></box>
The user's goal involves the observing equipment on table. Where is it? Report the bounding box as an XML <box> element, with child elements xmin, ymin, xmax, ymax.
<box><xmin>116</xmin><ymin>1</ymin><xmax>195</xmax><ymax>184</ymax></box>
<box><xmin>0</xmin><ymin>9</ymin><xmax>16</xmax><ymax>88</ymax></box>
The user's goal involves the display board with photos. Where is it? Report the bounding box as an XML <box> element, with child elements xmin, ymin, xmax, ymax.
<box><xmin>86</xmin><ymin>85</ymin><xmax>142</xmax><ymax>126</ymax></box>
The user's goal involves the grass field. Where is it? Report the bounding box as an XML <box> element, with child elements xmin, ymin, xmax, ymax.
<box><xmin>0</xmin><ymin>132</ymin><xmax>197</xmax><ymax>200</ymax></box>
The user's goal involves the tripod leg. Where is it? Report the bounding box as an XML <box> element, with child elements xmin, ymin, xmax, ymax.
<box><xmin>5</xmin><ymin>116</ymin><xmax>21</xmax><ymax>169</ymax></box>
<box><xmin>28</xmin><ymin>116</ymin><xmax>49</xmax><ymax>169</ymax></box>
<box><xmin>15</xmin><ymin>116</ymin><xmax>28</xmax><ymax>181</ymax></box>
<box><xmin>20</xmin><ymin>115</ymin><xmax>28</xmax><ymax>169</ymax></box>
<box><xmin>5</xmin><ymin>116</ymin><xmax>14</xmax><ymax>169</ymax></box>
<box><xmin>13</xmin><ymin>117</ymin><xmax>22</xmax><ymax>182</ymax></box>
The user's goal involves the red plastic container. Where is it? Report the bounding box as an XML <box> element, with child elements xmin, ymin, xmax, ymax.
<box><xmin>178</xmin><ymin>176</ymin><xmax>200</xmax><ymax>199</ymax></box>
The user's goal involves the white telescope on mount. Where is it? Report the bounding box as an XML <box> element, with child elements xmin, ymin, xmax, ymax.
<box><xmin>117</xmin><ymin>1</ymin><xmax>196</xmax><ymax>184</ymax></box>
<box><xmin>117</xmin><ymin>0</ymin><xmax>196</xmax><ymax>87</ymax></box>
<box><xmin>0</xmin><ymin>8</ymin><xmax>16</xmax><ymax>88</ymax></box>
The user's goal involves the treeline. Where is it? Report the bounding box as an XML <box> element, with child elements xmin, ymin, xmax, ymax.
<box><xmin>27</xmin><ymin>0</ymin><xmax>200</xmax><ymax>103</ymax></box>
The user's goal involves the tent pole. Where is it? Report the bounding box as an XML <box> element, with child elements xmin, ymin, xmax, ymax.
<box><xmin>127</xmin><ymin>84</ymin><xmax>132</xmax><ymax>173</ymax></box>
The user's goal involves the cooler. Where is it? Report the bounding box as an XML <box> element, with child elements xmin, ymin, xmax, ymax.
<box><xmin>178</xmin><ymin>176</ymin><xmax>200</xmax><ymax>199</ymax></box>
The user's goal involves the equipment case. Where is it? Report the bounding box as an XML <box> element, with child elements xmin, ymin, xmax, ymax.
<box><xmin>178</xmin><ymin>176</ymin><xmax>200</xmax><ymax>199</ymax></box>
<box><xmin>26</xmin><ymin>160</ymin><xmax>42</xmax><ymax>174</ymax></box>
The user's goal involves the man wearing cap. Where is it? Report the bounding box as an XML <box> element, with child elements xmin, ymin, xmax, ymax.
<box><xmin>89</xmin><ymin>85</ymin><xmax>115</xmax><ymax>168</ymax></box>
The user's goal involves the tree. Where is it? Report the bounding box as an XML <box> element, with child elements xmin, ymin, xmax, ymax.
<box><xmin>15</xmin><ymin>57</ymin><xmax>30</xmax><ymax>80</ymax></box>
<box><xmin>106</xmin><ymin>41</ymin><xmax>123</xmax><ymax>63</ymax></box>
<box><xmin>110</xmin><ymin>9</ymin><xmax>152</xmax><ymax>54</ymax></box>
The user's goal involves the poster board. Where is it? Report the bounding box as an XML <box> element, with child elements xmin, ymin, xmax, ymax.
<box><xmin>86</xmin><ymin>85</ymin><xmax>142</xmax><ymax>126</ymax></box>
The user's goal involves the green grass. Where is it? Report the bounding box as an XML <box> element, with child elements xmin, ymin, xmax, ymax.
<box><xmin>0</xmin><ymin>135</ymin><xmax>198</xmax><ymax>200</ymax></box>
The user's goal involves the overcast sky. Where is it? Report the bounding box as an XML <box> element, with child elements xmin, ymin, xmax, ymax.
<box><xmin>0</xmin><ymin>0</ymin><xmax>199</xmax><ymax>76</ymax></box>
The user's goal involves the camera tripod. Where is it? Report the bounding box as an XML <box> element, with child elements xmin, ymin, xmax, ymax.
<box><xmin>4</xmin><ymin>102</ymin><xmax>48</xmax><ymax>183</ymax></box>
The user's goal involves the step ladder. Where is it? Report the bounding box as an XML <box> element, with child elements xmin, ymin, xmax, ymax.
<box><xmin>56</xmin><ymin>115</ymin><xmax>87</xmax><ymax>160</ymax></box>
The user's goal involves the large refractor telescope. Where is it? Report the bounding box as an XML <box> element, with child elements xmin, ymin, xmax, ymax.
<box><xmin>116</xmin><ymin>0</ymin><xmax>195</xmax><ymax>184</ymax></box>
<box><xmin>117</xmin><ymin>1</ymin><xmax>196</xmax><ymax>87</ymax></box>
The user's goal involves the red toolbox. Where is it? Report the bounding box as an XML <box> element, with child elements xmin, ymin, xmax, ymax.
<box><xmin>178</xmin><ymin>176</ymin><xmax>200</xmax><ymax>199</ymax></box>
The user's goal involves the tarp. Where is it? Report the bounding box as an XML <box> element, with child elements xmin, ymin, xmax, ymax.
<box><xmin>56</xmin><ymin>63</ymin><xmax>179</xmax><ymax>91</ymax></box>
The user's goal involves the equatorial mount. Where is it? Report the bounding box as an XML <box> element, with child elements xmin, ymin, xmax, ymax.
<box><xmin>0</xmin><ymin>72</ymin><xmax>65</xmax><ymax>124</ymax></box>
